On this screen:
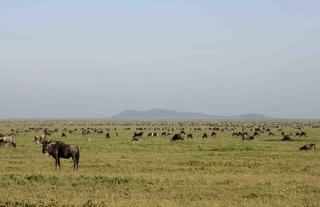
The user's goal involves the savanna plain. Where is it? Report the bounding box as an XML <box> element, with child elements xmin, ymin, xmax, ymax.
<box><xmin>0</xmin><ymin>120</ymin><xmax>319</xmax><ymax>207</ymax></box>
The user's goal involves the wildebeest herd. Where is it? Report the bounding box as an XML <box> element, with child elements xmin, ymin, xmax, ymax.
<box><xmin>0</xmin><ymin>120</ymin><xmax>318</xmax><ymax>171</ymax></box>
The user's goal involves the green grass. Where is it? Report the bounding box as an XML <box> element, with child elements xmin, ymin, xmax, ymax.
<box><xmin>0</xmin><ymin>120</ymin><xmax>319</xmax><ymax>206</ymax></box>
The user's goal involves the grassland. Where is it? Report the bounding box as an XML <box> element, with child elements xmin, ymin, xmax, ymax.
<box><xmin>0</xmin><ymin>120</ymin><xmax>319</xmax><ymax>207</ymax></box>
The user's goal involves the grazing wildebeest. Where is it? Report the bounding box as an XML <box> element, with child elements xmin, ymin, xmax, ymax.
<box><xmin>300</xmin><ymin>131</ymin><xmax>308</xmax><ymax>137</ymax></box>
<box><xmin>34</xmin><ymin>135</ymin><xmax>46</xmax><ymax>144</ymax></box>
<box><xmin>211</xmin><ymin>132</ymin><xmax>217</xmax><ymax>137</ymax></box>
<box><xmin>42</xmin><ymin>140</ymin><xmax>80</xmax><ymax>171</ymax></box>
<box><xmin>232</xmin><ymin>132</ymin><xmax>240</xmax><ymax>136</ymax></box>
<box><xmin>106</xmin><ymin>133</ymin><xmax>111</xmax><ymax>139</ymax></box>
<box><xmin>0</xmin><ymin>136</ymin><xmax>16</xmax><ymax>148</ymax></box>
<box><xmin>161</xmin><ymin>132</ymin><xmax>167</xmax><ymax>136</ymax></box>
<box><xmin>253</xmin><ymin>131</ymin><xmax>260</xmax><ymax>137</ymax></box>
<box><xmin>241</xmin><ymin>134</ymin><xmax>254</xmax><ymax>141</ymax></box>
<box><xmin>132</xmin><ymin>132</ymin><xmax>143</xmax><ymax>141</ymax></box>
<box><xmin>187</xmin><ymin>133</ymin><xmax>193</xmax><ymax>139</ymax></box>
<box><xmin>181</xmin><ymin>131</ymin><xmax>186</xmax><ymax>135</ymax></box>
<box><xmin>299</xmin><ymin>144</ymin><xmax>316</xmax><ymax>151</ymax></box>
<box><xmin>171</xmin><ymin>133</ymin><xmax>184</xmax><ymax>141</ymax></box>
<box><xmin>269</xmin><ymin>132</ymin><xmax>275</xmax><ymax>136</ymax></box>
<box><xmin>282</xmin><ymin>135</ymin><xmax>293</xmax><ymax>141</ymax></box>
<box><xmin>61</xmin><ymin>133</ymin><xmax>67</xmax><ymax>138</ymax></box>
<box><xmin>202</xmin><ymin>133</ymin><xmax>208</xmax><ymax>139</ymax></box>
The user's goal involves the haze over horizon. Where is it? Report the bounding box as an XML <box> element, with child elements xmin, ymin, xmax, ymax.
<box><xmin>1</xmin><ymin>0</ymin><xmax>320</xmax><ymax>119</ymax></box>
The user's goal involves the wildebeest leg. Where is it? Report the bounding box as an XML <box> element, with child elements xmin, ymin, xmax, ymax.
<box><xmin>76</xmin><ymin>152</ymin><xmax>80</xmax><ymax>171</ymax></box>
<box><xmin>54</xmin><ymin>157</ymin><xmax>58</xmax><ymax>170</ymax></box>
<box><xmin>57</xmin><ymin>157</ymin><xmax>61</xmax><ymax>170</ymax></box>
<box><xmin>72</xmin><ymin>156</ymin><xmax>76</xmax><ymax>171</ymax></box>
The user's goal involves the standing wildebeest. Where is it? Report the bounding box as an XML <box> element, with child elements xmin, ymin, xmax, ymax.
<box><xmin>297</xmin><ymin>131</ymin><xmax>308</xmax><ymax>137</ymax></box>
<box><xmin>171</xmin><ymin>133</ymin><xmax>184</xmax><ymax>141</ymax></box>
<box><xmin>106</xmin><ymin>133</ymin><xmax>111</xmax><ymax>139</ymax></box>
<box><xmin>299</xmin><ymin>144</ymin><xmax>316</xmax><ymax>151</ymax></box>
<box><xmin>132</xmin><ymin>132</ymin><xmax>143</xmax><ymax>141</ymax></box>
<box><xmin>161</xmin><ymin>132</ymin><xmax>167</xmax><ymax>136</ymax></box>
<box><xmin>34</xmin><ymin>135</ymin><xmax>46</xmax><ymax>144</ymax></box>
<box><xmin>0</xmin><ymin>136</ymin><xmax>16</xmax><ymax>148</ymax></box>
<box><xmin>61</xmin><ymin>133</ymin><xmax>67</xmax><ymax>138</ymax></box>
<box><xmin>187</xmin><ymin>133</ymin><xmax>193</xmax><ymax>139</ymax></box>
<box><xmin>202</xmin><ymin>133</ymin><xmax>208</xmax><ymax>139</ymax></box>
<box><xmin>269</xmin><ymin>132</ymin><xmax>275</xmax><ymax>136</ymax></box>
<box><xmin>42</xmin><ymin>140</ymin><xmax>80</xmax><ymax>171</ymax></box>
<box><xmin>282</xmin><ymin>135</ymin><xmax>293</xmax><ymax>141</ymax></box>
<box><xmin>241</xmin><ymin>134</ymin><xmax>254</xmax><ymax>141</ymax></box>
<box><xmin>211</xmin><ymin>132</ymin><xmax>217</xmax><ymax>137</ymax></box>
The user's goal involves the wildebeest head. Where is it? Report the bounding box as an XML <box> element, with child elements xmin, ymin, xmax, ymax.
<box><xmin>41</xmin><ymin>140</ymin><xmax>51</xmax><ymax>154</ymax></box>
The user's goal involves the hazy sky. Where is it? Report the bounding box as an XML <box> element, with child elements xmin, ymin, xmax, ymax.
<box><xmin>1</xmin><ymin>0</ymin><xmax>320</xmax><ymax>119</ymax></box>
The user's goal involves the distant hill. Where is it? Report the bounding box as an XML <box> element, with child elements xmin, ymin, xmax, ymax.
<box><xmin>110</xmin><ymin>109</ymin><xmax>272</xmax><ymax>120</ymax></box>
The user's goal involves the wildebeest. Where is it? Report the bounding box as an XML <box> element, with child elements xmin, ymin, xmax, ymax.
<box><xmin>299</xmin><ymin>144</ymin><xmax>316</xmax><ymax>151</ymax></box>
<box><xmin>171</xmin><ymin>133</ymin><xmax>184</xmax><ymax>141</ymax></box>
<box><xmin>268</xmin><ymin>132</ymin><xmax>275</xmax><ymax>136</ymax></box>
<box><xmin>161</xmin><ymin>132</ymin><xmax>167</xmax><ymax>136</ymax></box>
<box><xmin>147</xmin><ymin>132</ymin><xmax>158</xmax><ymax>137</ymax></box>
<box><xmin>132</xmin><ymin>132</ymin><xmax>143</xmax><ymax>141</ymax></box>
<box><xmin>42</xmin><ymin>140</ymin><xmax>80</xmax><ymax>171</ymax></box>
<box><xmin>61</xmin><ymin>133</ymin><xmax>67</xmax><ymax>138</ymax></box>
<box><xmin>106</xmin><ymin>133</ymin><xmax>111</xmax><ymax>139</ymax></box>
<box><xmin>187</xmin><ymin>133</ymin><xmax>193</xmax><ymax>139</ymax></box>
<box><xmin>282</xmin><ymin>135</ymin><xmax>293</xmax><ymax>141</ymax></box>
<box><xmin>34</xmin><ymin>135</ymin><xmax>46</xmax><ymax>144</ymax></box>
<box><xmin>241</xmin><ymin>134</ymin><xmax>254</xmax><ymax>141</ymax></box>
<box><xmin>211</xmin><ymin>132</ymin><xmax>217</xmax><ymax>137</ymax></box>
<box><xmin>300</xmin><ymin>131</ymin><xmax>307</xmax><ymax>137</ymax></box>
<box><xmin>202</xmin><ymin>133</ymin><xmax>208</xmax><ymax>139</ymax></box>
<box><xmin>296</xmin><ymin>131</ymin><xmax>308</xmax><ymax>137</ymax></box>
<box><xmin>0</xmin><ymin>136</ymin><xmax>16</xmax><ymax>148</ymax></box>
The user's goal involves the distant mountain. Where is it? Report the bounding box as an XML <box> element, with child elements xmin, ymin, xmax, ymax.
<box><xmin>110</xmin><ymin>109</ymin><xmax>273</xmax><ymax>120</ymax></box>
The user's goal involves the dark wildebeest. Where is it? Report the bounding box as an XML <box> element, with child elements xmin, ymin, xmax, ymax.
<box><xmin>300</xmin><ymin>131</ymin><xmax>308</xmax><ymax>137</ymax></box>
<box><xmin>61</xmin><ymin>133</ymin><xmax>67</xmax><ymax>138</ymax></box>
<box><xmin>171</xmin><ymin>133</ymin><xmax>184</xmax><ymax>141</ymax></box>
<box><xmin>211</xmin><ymin>132</ymin><xmax>217</xmax><ymax>137</ymax></box>
<box><xmin>232</xmin><ymin>132</ymin><xmax>240</xmax><ymax>136</ymax></box>
<box><xmin>187</xmin><ymin>133</ymin><xmax>193</xmax><ymax>139</ymax></box>
<box><xmin>282</xmin><ymin>135</ymin><xmax>293</xmax><ymax>141</ymax></box>
<box><xmin>42</xmin><ymin>140</ymin><xmax>80</xmax><ymax>171</ymax></box>
<box><xmin>106</xmin><ymin>133</ymin><xmax>111</xmax><ymax>139</ymax></box>
<box><xmin>202</xmin><ymin>133</ymin><xmax>208</xmax><ymax>139</ymax></box>
<box><xmin>269</xmin><ymin>132</ymin><xmax>275</xmax><ymax>136</ymax></box>
<box><xmin>161</xmin><ymin>132</ymin><xmax>167</xmax><ymax>136</ymax></box>
<box><xmin>132</xmin><ymin>132</ymin><xmax>143</xmax><ymax>141</ymax></box>
<box><xmin>299</xmin><ymin>144</ymin><xmax>316</xmax><ymax>151</ymax></box>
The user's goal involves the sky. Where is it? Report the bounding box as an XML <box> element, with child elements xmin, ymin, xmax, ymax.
<box><xmin>0</xmin><ymin>0</ymin><xmax>320</xmax><ymax>119</ymax></box>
